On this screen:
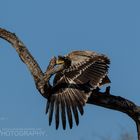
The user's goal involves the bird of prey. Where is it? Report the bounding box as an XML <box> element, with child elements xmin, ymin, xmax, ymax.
<box><xmin>46</xmin><ymin>51</ymin><xmax>110</xmax><ymax>129</ymax></box>
<box><xmin>0</xmin><ymin>28</ymin><xmax>110</xmax><ymax>130</ymax></box>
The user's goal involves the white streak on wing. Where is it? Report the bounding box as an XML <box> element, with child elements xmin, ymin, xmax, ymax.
<box><xmin>60</xmin><ymin>56</ymin><xmax>109</xmax><ymax>97</ymax></box>
<box><xmin>71</xmin><ymin>61</ymin><xmax>95</xmax><ymax>81</ymax></box>
<box><xmin>67</xmin><ymin>77</ymin><xmax>91</xmax><ymax>98</ymax></box>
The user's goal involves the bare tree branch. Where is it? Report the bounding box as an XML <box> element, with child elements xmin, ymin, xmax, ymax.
<box><xmin>87</xmin><ymin>87</ymin><xmax>140</xmax><ymax>140</ymax></box>
<box><xmin>0</xmin><ymin>28</ymin><xmax>47</xmax><ymax>95</ymax></box>
<box><xmin>0</xmin><ymin>28</ymin><xmax>44</xmax><ymax>81</ymax></box>
<box><xmin>0</xmin><ymin>28</ymin><xmax>140</xmax><ymax>140</ymax></box>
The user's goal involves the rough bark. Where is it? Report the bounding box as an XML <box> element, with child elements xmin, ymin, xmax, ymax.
<box><xmin>88</xmin><ymin>87</ymin><xmax>140</xmax><ymax>140</ymax></box>
<box><xmin>0</xmin><ymin>28</ymin><xmax>58</xmax><ymax>98</ymax></box>
<box><xmin>0</xmin><ymin>28</ymin><xmax>140</xmax><ymax>140</ymax></box>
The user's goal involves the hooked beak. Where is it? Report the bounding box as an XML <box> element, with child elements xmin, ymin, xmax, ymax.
<box><xmin>56</xmin><ymin>56</ymin><xmax>65</xmax><ymax>65</ymax></box>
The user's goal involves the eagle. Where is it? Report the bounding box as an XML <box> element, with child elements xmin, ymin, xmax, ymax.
<box><xmin>46</xmin><ymin>51</ymin><xmax>110</xmax><ymax>129</ymax></box>
<box><xmin>0</xmin><ymin>28</ymin><xmax>110</xmax><ymax>130</ymax></box>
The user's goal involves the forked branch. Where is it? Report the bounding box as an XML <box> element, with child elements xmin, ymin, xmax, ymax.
<box><xmin>0</xmin><ymin>28</ymin><xmax>140</xmax><ymax>140</ymax></box>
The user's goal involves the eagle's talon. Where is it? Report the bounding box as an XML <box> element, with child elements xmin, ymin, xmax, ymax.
<box><xmin>105</xmin><ymin>86</ymin><xmax>111</xmax><ymax>95</ymax></box>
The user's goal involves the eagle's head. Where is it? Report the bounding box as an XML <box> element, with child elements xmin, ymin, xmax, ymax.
<box><xmin>56</xmin><ymin>55</ymin><xmax>71</xmax><ymax>68</ymax></box>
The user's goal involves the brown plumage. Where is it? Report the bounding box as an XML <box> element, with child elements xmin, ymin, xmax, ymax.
<box><xmin>46</xmin><ymin>50</ymin><xmax>110</xmax><ymax>129</ymax></box>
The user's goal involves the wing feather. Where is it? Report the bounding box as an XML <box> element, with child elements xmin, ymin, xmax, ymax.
<box><xmin>60</xmin><ymin>94</ymin><xmax>66</xmax><ymax>130</ymax></box>
<box><xmin>64</xmin><ymin>92</ymin><xmax>73</xmax><ymax>129</ymax></box>
<box><xmin>48</xmin><ymin>96</ymin><xmax>55</xmax><ymax>126</ymax></box>
<box><xmin>69</xmin><ymin>88</ymin><xmax>84</xmax><ymax>115</ymax></box>
<box><xmin>67</xmin><ymin>88</ymin><xmax>79</xmax><ymax>126</ymax></box>
<box><xmin>55</xmin><ymin>95</ymin><xmax>60</xmax><ymax>129</ymax></box>
<box><xmin>46</xmin><ymin>51</ymin><xmax>110</xmax><ymax>129</ymax></box>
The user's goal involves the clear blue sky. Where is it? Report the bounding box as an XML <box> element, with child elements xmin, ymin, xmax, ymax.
<box><xmin>0</xmin><ymin>0</ymin><xmax>139</xmax><ymax>140</ymax></box>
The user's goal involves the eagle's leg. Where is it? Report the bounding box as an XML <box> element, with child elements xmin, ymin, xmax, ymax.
<box><xmin>105</xmin><ymin>86</ymin><xmax>111</xmax><ymax>95</ymax></box>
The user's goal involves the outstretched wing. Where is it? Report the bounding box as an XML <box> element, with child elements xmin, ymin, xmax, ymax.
<box><xmin>64</xmin><ymin>55</ymin><xmax>110</xmax><ymax>88</ymax></box>
<box><xmin>46</xmin><ymin>75</ymin><xmax>90</xmax><ymax>129</ymax></box>
<box><xmin>46</xmin><ymin>51</ymin><xmax>110</xmax><ymax>129</ymax></box>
